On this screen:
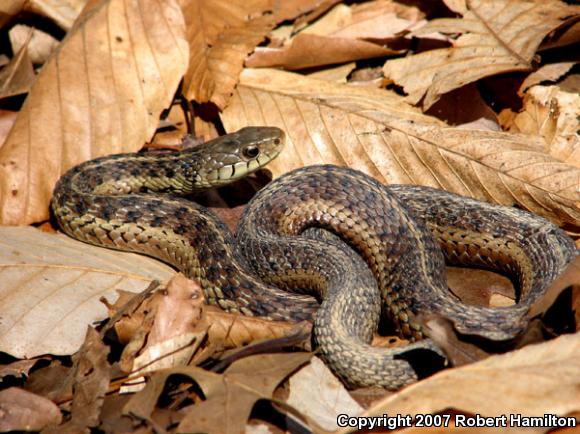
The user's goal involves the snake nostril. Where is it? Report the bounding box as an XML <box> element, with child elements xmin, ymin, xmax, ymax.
<box><xmin>274</xmin><ymin>138</ymin><xmax>281</xmax><ymax>145</ymax></box>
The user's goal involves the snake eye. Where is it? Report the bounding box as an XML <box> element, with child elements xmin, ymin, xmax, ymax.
<box><xmin>242</xmin><ymin>145</ymin><xmax>260</xmax><ymax>159</ymax></box>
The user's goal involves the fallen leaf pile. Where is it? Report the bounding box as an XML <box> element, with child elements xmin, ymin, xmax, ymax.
<box><xmin>0</xmin><ymin>0</ymin><xmax>578</xmax><ymax>432</ymax></box>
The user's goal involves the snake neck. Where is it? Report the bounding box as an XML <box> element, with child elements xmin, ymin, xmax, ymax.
<box><xmin>57</xmin><ymin>150</ymin><xmax>204</xmax><ymax>197</ymax></box>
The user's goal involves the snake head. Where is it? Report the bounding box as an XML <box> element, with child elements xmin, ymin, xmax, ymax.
<box><xmin>193</xmin><ymin>126</ymin><xmax>285</xmax><ymax>188</ymax></box>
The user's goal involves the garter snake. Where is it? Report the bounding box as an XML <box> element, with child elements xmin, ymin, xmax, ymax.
<box><xmin>52</xmin><ymin>127</ymin><xmax>577</xmax><ymax>389</ymax></box>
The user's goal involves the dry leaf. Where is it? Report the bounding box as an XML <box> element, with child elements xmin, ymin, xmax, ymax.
<box><xmin>383</xmin><ymin>0</ymin><xmax>580</xmax><ymax>108</ymax></box>
<box><xmin>0</xmin><ymin>387</ymin><xmax>62</xmax><ymax>431</ymax></box>
<box><xmin>425</xmin><ymin>83</ymin><xmax>500</xmax><ymax>129</ymax></box>
<box><xmin>120</xmin><ymin>275</ymin><xmax>207</xmax><ymax>391</ymax></box>
<box><xmin>519</xmin><ymin>62</ymin><xmax>577</xmax><ymax>96</ymax></box>
<box><xmin>249</xmin><ymin>1</ymin><xmax>422</xmax><ymax>70</ymax></box>
<box><xmin>205</xmin><ymin>307</ymin><xmax>303</xmax><ymax>350</ymax></box>
<box><xmin>48</xmin><ymin>327</ymin><xmax>111</xmax><ymax>434</ymax></box>
<box><xmin>122</xmin><ymin>353</ymin><xmax>312</xmax><ymax>434</ymax></box>
<box><xmin>287</xmin><ymin>357</ymin><xmax>364</xmax><ymax>432</ymax></box>
<box><xmin>181</xmin><ymin>0</ymin><xmax>274</xmax><ymax>109</ymax></box>
<box><xmin>0</xmin><ymin>40</ymin><xmax>35</xmax><ymax>99</ymax></box>
<box><xmin>247</xmin><ymin>33</ymin><xmax>396</xmax><ymax>70</ymax></box>
<box><xmin>508</xmin><ymin>85</ymin><xmax>580</xmax><ymax>165</ymax></box>
<box><xmin>221</xmin><ymin>68</ymin><xmax>580</xmax><ymax>230</ymax></box>
<box><xmin>318</xmin><ymin>0</ymin><xmax>424</xmax><ymax>40</ymax></box>
<box><xmin>0</xmin><ymin>0</ymin><xmax>188</xmax><ymax>225</ymax></box>
<box><xmin>24</xmin><ymin>0</ymin><xmax>87</xmax><ymax>31</ymax></box>
<box><xmin>273</xmin><ymin>0</ymin><xmax>341</xmax><ymax>24</ymax></box>
<box><xmin>9</xmin><ymin>24</ymin><xmax>60</xmax><ymax>65</ymax></box>
<box><xmin>0</xmin><ymin>110</ymin><xmax>17</xmax><ymax>147</ymax></box>
<box><xmin>0</xmin><ymin>1</ymin><xmax>26</xmax><ymax>28</ymax></box>
<box><xmin>337</xmin><ymin>333</ymin><xmax>580</xmax><ymax>434</ymax></box>
<box><xmin>0</xmin><ymin>226</ymin><xmax>174</xmax><ymax>358</ymax></box>
<box><xmin>0</xmin><ymin>358</ymin><xmax>47</xmax><ymax>380</ymax></box>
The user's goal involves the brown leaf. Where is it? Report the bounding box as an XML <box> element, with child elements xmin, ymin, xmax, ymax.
<box><xmin>222</xmin><ymin>68</ymin><xmax>580</xmax><ymax>230</ymax></box>
<box><xmin>181</xmin><ymin>0</ymin><xmax>274</xmax><ymax>109</ymax></box>
<box><xmin>0</xmin><ymin>387</ymin><xmax>62</xmax><ymax>431</ymax></box>
<box><xmin>0</xmin><ymin>1</ymin><xmax>26</xmax><ymax>28</ymax></box>
<box><xmin>312</xmin><ymin>0</ymin><xmax>424</xmax><ymax>41</ymax></box>
<box><xmin>24</xmin><ymin>361</ymin><xmax>74</xmax><ymax>403</ymax></box>
<box><xmin>122</xmin><ymin>353</ymin><xmax>312</xmax><ymax>434</ymax></box>
<box><xmin>21</xmin><ymin>0</ymin><xmax>85</xmax><ymax>31</ymax></box>
<box><xmin>48</xmin><ymin>327</ymin><xmax>111</xmax><ymax>434</ymax></box>
<box><xmin>120</xmin><ymin>275</ymin><xmax>206</xmax><ymax>385</ymax></box>
<box><xmin>507</xmin><ymin>85</ymin><xmax>580</xmax><ymax>165</ymax></box>
<box><xmin>446</xmin><ymin>267</ymin><xmax>514</xmax><ymax>307</ymax></box>
<box><xmin>383</xmin><ymin>0</ymin><xmax>580</xmax><ymax>108</ymax></box>
<box><xmin>272</xmin><ymin>0</ymin><xmax>341</xmax><ymax>24</ymax></box>
<box><xmin>421</xmin><ymin>315</ymin><xmax>493</xmax><ymax>367</ymax></box>
<box><xmin>519</xmin><ymin>62</ymin><xmax>577</xmax><ymax>96</ymax></box>
<box><xmin>0</xmin><ymin>33</ymin><xmax>36</xmax><ymax>99</ymax></box>
<box><xmin>249</xmin><ymin>1</ymin><xmax>423</xmax><ymax>70</ymax></box>
<box><xmin>337</xmin><ymin>333</ymin><xmax>580</xmax><ymax>434</ymax></box>
<box><xmin>0</xmin><ymin>227</ymin><xmax>173</xmax><ymax>358</ymax></box>
<box><xmin>0</xmin><ymin>0</ymin><xmax>188</xmax><ymax>225</ymax></box>
<box><xmin>0</xmin><ymin>357</ymin><xmax>48</xmax><ymax>380</ymax></box>
<box><xmin>247</xmin><ymin>33</ymin><xmax>396</xmax><ymax>70</ymax></box>
<box><xmin>9</xmin><ymin>24</ymin><xmax>60</xmax><ymax>65</ymax></box>
<box><xmin>287</xmin><ymin>357</ymin><xmax>364</xmax><ymax>432</ymax></box>
<box><xmin>204</xmin><ymin>306</ymin><xmax>305</xmax><ymax>351</ymax></box>
<box><xmin>0</xmin><ymin>110</ymin><xmax>17</xmax><ymax>146</ymax></box>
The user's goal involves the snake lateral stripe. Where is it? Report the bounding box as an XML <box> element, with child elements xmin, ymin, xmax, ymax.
<box><xmin>52</xmin><ymin>127</ymin><xmax>577</xmax><ymax>389</ymax></box>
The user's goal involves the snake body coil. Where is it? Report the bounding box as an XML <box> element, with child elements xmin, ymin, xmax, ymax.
<box><xmin>52</xmin><ymin>127</ymin><xmax>577</xmax><ymax>389</ymax></box>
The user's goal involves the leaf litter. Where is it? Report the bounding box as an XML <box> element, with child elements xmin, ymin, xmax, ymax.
<box><xmin>0</xmin><ymin>0</ymin><xmax>578</xmax><ymax>432</ymax></box>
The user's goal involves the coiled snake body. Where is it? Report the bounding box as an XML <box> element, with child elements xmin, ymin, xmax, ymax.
<box><xmin>52</xmin><ymin>127</ymin><xmax>577</xmax><ymax>389</ymax></box>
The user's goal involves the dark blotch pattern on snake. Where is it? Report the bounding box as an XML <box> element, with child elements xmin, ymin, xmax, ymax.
<box><xmin>51</xmin><ymin>127</ymin><xmax>577</xmax><ymax>389</ymax></box>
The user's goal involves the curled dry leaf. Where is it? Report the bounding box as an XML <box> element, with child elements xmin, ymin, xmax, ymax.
<box><xmin>205</xmin><ymin>306</ymin><xmax>305</xmax><ymax>350</ymax></box>
<box><xmin>0</xmin><ymin>358</ymin><xmax>47</xmax><ymax>380</ymax></box>
<box><xmin>122</xmin><ymin>353</ymin><xmax>312</xmax><ymax>434</ymax></box>
<box><xmin>0</xmin><ymin>110</ymin><xmax>17</xmax><ymax>146</ymax></box>
<box><xmin>287</xmin><ymin>357</ymin><xmax>364</xmax><ymax>432</ymax></box>
<box><xmin>383</xmin><ymin>0</ymin><xmax>580</xmax><ymax>109</ymax></box>
<box><xmin>327</xmin><ymin>0</ymin><xmax>424</xmax><ymax>41</ymax></box>
<box><xmin>53</xmin><ymin>327</ymin><xmax>111</xmax><ymax>433</ymax></box>
<box><xmin>518</xmin><ymin>62</ymin><xmax>577</xmax><ymax>96</ymax></box>
<box><xmin>0</xmin><ymin>387</ymin><xmax>62</xmax><ymax>431</ymax></box>
<box><xmin>249</xmin><ymin>1</ymin><xmax>423</xmax><ymax>70</ymax></box>
<box><xmin>0</xmin><ymin>1</ymin><xmax>26</xmax><ymax>28</ymax></box>
<box><xmin>337</xmin><ymin>333</ymin><xmax>580</xmax><ymax>434</ymax></box>
<box><xmin>23</xmin><ymin>0</ymin><xmax>86</xmax><ymax>31</ymax></box>
<box><xmin>248</xmin><ymin>33</ymin><xmax>396</xmax><ymax>70</ymax></box>
<box><xmin>120</xmin><ymin>275</ymin><xmax>207</xmax><ymax>391</ymax></box>
<box><xmin>181</xmin><ymin>0</ymin><xmax>275</xmax><ymax>109</ymax></box>
<box><xmin>0</xmin><ymin>0</ymin><xmax>188</xmax><ymax>225</ymax></box>
<box><xmin>0</xmin><ymin>227</ymin><xmax>174</xmax><ymax>358</ymax></box>
<box><xmin>9</xmin><ymin>24</ymin><xmax>60</xmax><ymax>65</ymax></box>
<box><xmin>0</xmin><ymin>38</ymin><xmax>35</xmax><ymax>99</ymax></box>
<box><xmin>507</xmin><ymin>85</ymin><xmax>580</xmax><ymax>166</ymax></box>
<box><xmin>221</xmin><ymin>68</ymin><xmax>580</xmax><ymax>230</ymax></box>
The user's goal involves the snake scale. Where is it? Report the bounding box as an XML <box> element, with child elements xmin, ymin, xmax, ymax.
<box><xmin>52</xmin><ymin>127</ymin><xmax>577</xmax><ymax>389</ymax></box>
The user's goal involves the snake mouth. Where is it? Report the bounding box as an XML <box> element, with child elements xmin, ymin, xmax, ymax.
<box><xmin>206</xmin><ymin>151</ymin><xmax>279</xmax><ymax>185</ymax></box>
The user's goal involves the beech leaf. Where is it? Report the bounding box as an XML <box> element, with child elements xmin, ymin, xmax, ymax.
<box><xmin>383</xmin><ymin>0</ymin><xmax>580</xmax><ymax>108</ymax></box>
<box><xmin>0</xmin><ymin>0</ymin><xmax>188</xmax><ymax>225</ymax></box>
<box><xmin>0</xmin><ymin>227</ymin><xmax>174</xmax><ymax>358</ymax></box>
<box><xmin>221</xmin><ymin>68</ymin><xmax>580</xmax><ymax>230</ymax></box>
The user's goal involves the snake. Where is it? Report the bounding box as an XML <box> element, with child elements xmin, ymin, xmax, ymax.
<box><xmin>52</xmin><ymin>126</ymin><xmax>577</xmax><ymax>389</ymax></box>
